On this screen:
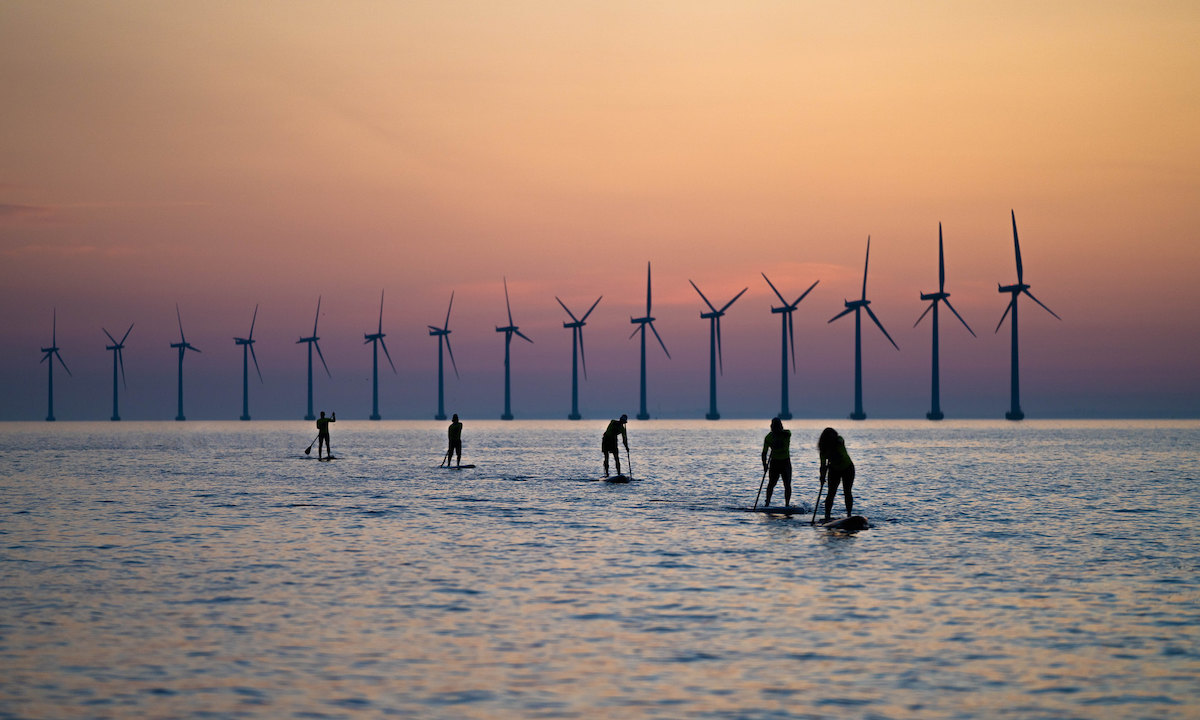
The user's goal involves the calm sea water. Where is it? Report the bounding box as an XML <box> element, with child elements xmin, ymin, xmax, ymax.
<box><xmin>1</xmin><ymin>420</ymin><xmax>1197</xmax><ymax>719</ymax></box>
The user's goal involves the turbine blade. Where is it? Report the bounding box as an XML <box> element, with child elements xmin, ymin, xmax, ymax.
<box><xmin>995</xmin><ymin>297</ymin><xmax>1014</xmax><ymax>333</ymax></box>
<box><xmin>943</xmin><ymin>298</ymin><xmax>977</xmax><ymax>337</ymax></box>
<box><xmin>313</xmin><ymin>296</ymin><xmax>322</xmax><ymax>336</ymax></box>
<box><xmin>444</xmin><ymin>291</ymin><xmax>454</xmax><ymax>331</ymax></box>
<box><xmin>938</xmin><ymin>223</ymin><xmax>945</xmax><ymax>292</ymax></box>
<box><xmin>861</xmin><ymin>236</ymin><xmax>871</xmax><ymax>301</ymax></box>
<box><xmin>788</xmin><ymin>313</ymin><xmax>796</xmax><ymax>373</ymax></box>
<box><xmin>1012</xmin><ymin>210</ymin><xmax>1024</xmax><ymax>284</ymax></box>
<box><xmin>118</xmin><ymin>349</ymin><xmax>127</xmax><ymax>388</ymax></box>
<box><xmin>645</xmin><ymin>262</ymin><xmax>652</xmax><ymax>314</ymax></box>
<box><xmin>794</xmin><ymin>279</ymin><xmax>819</xmax><ymax>306</ymax></box>
<box><xmin>689</xmin><ymin>280</ymin><xmax>717</xmax><ymax>313</ymax></box>
<box><xmin>504</xmin><ymin>277</ymin><xmax>513</xmax><ymax>327</ymax></box>
<box><xmin>716</xmin><ymin>318</ymin><xmax>724</xmax><ymax>375</ymax></box>
<box><xmin>828</xmin><ymin>306</ymin><xmax>854</xmax><ymax>323</ymax></box>
<box><xmin>378</xmin><ymin>289</ymin><xmax>385</xmax><ymax>335</ymax></box>
<box><xmin>427</xmin><ymin>325</ymin><xmax>442</xmax><ymax>333</ymax></box>
<box><xmin>56</xmin><ymin>351</ymin><xmax>72</xmax><ymax>376</ymax></box>
<box><xmin>762</xmin><ymin>272</ymin><xmax>788</xmax><ymax>305</ymax></box>
<box><xmin>248</xmin><ymin>304</ymin><xmax>258</xmax><ymax>340</ymax></box>
<box><xmin>865</xmin><ymin>305</ymin><xmax>899</xmax><ymax>350</ymax></box>
<box><xmin>1023</xmin><ymin>288</ymin><xmax>1061</xmax><ymax>320</ymax></box>
<box><xmin>189</xmin><ymin>344</ymin><xmax>201</xmax><ymax>353</ymax></box>
<box><xmin>120</xmin><ymin>323</ymin><xmax>134</xmax><ymax>345</ymax></box>
<box><xmin>579</xmin><ymin>328</ymin><xmax>588</xmax><ymax>380</ymax></box>
<box><xmin>629</xmin><ymin>324</ymin><xmax>643</xmax><ymax>341</ymax></box>
<box><xmin>555</xmin><ymin>296</ymin><xmax>580</xmax><ymax>323</ymax></box>
<box><xmin>250</xmin><ymin>344</ymin><xmax>263</xmax><ymax>382</ymax></box>
<box><xmin>914</xmin><ymin>302</ymin><xmax>934</xmax><ymax>328</ymax></box>
<box><xmin>445</xmin><ymin>336</ymin><xmax>459</xmax><ymax>379</ymax></box>
<box><xmin>580</xmin><ymin>295</ymin><xmax>602</xmax><ymax>322</ymax></box>
<box><xmin>719</xmin><ymin>287</ymin><xmax>748</xmax><ymax>313</ymax></box>
<box><xmin>52</xmin><ymin>308</ymin><xmax>57</xmax><ymax>345</ymax></box>
<box><xmin>314</xmin><ymin>341</ymin><xmax>331</xmax><ymax>378</ymax></box>
<box><xmin>176</xmin><ymin>303</ymin><xmax>185</xmax><ymax>343</ymax></box>
<box><xmin>649</xmin><ymin>321</ymin><xmax>670</xmax><ymax>359</ymax></box>
<box><xmin>515</xmin><ymin>329</ymin><xmax>533</xmax><ymax>344</ymax></box>
<box><xmin>103</xmin><ymin>327</ymin><xmax>118</xmax><ymax>344</ymax></box>
<box><xmin>380</xmin><ymin>337</ymin><xmax>397</xmax><ymax>374</ymax></box>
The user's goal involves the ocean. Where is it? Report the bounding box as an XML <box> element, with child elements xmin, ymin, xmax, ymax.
<box><xmin>1</xmin><ymin>419</ymin><xmax>1197</xmax><ymax>719</ymax></box>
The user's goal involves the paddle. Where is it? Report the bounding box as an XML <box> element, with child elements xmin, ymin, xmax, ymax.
<box><xmin>810</xmin><ymin>478</ymin><xmax>825</xmax><ymax>524</ymax></box>
<box><xmin>304</xmin><ymin>433</ymin><xmax>319</xmax><ymax>455</ymax></box>
<box><xmin>439</xmin><ymin>447</ymin><xmax>451</xmax><ymax>467</ymax></box>
<box><xmin>625</xmin><ymin>445</ymin><xmax>633</xmax><ymax>480</ymax></box>
<box><xmin>752</xmin><ymin>462</ymin><xmax>768</xmax><ymax>509</ymax></box>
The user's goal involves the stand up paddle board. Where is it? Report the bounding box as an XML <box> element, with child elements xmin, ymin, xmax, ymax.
<box><xmin>440</xmin><ymin>464</ymin><xmax>476</xmax><ymax>469</ymax></box>
<box><xmin>601</xmin><ymin>475</ymin><xmax>632</xmax><ymax>483</ymax></box>
<box><xmin>317</xmin><ymin>456</ymin><xmax>338</xmax><ymax>461</ymax></box>
<box><xmin>747</xmin><ymin>505</ymin><xmax>807</xmax><ymax>515</ymax></box>
<box><xmin>817</xmin><ymin>515</ymin><xmax>870</xmax><ymax>531</ymax></box>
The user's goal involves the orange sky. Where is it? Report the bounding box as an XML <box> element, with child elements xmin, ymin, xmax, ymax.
<box><xmin>2</xmin><ymin>1</ymin><xmax>1198</xmax><ymax>419</ymax></box>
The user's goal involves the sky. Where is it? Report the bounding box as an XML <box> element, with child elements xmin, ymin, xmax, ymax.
<box><xmin>2</xmin><ymin>1</ymin><xmax>1198</xmax><ymax>421</ymax></box>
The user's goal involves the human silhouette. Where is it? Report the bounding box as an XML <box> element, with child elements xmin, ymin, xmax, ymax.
<box><xmin>444</xmin><ymin>413</ymin><xmax>463</xmax><ymax>467</ymax></box>
<box><xmin>761</xmin><ymin>417</ymin><xmax>792</xmax><ymax>506</ymax></box>
<box><xmin>602</xmin><ymin>414</ymin><xmax>629</xmax><ymax>477</ymax></box>
<box><xmin>818</xmin><ymin>427</ymin><xmax>855</xmax><ymax>520</ymax></box>
<box><xmin>316</xmin><ymin>411</ymin><xmax>336</xmax><ymax>459</ymax></box>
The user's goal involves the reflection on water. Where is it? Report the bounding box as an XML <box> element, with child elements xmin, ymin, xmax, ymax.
<box><xmin>1</xmin><ymin>420</ymin><xmax>1198</xmax><ymax>718</ymax></box>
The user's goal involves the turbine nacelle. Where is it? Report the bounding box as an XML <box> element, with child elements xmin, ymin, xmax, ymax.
<box><xmin>920</xmin><ymin>291</ymin><xmax>949</xmax><ymax>302</ymax></box>
<box><xmin>998</xmin><ymin>282</ymin><xmax>1028</xmax><ymax>294</ymax></box>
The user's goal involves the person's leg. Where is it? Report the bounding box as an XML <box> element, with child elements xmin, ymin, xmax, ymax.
<box><xmin>824</xmin><ymin>473</ymin><xmax>843</xmax><ymax>520</ymax></box>
<box><xmin>602</xmin><ymin>445</ymin><xmax>610</xmax><ymax>476</ymax></box>
<box><xmin>781</xmin><ymin>460</ymin><xmax>792</xmax><ymax>506</ymax></box>
<box><xmin>843</xmin><ymin>466</ymin><xmax>855</xmax><ymax>515</ymax></box>
<box><xmin>454</xmin><ymin>441</ymin><xmax>461</xmax><ymax>467</ymax></box>
<box><xmin>614</xmin><ymin>448</ymin><xmax>622</xmax><ymax>476</ymax></box>
<box><xmin>764</xmin><ymin>464</ymin><xmax>779</xmax><ymax>506</ymax></box>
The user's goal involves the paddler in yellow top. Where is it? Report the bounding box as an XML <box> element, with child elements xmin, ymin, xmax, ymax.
<box><xmin>818</xmin><ymin>427</ymin><xmax>855</xmax><ymax>521</ymax></box>
<box><xmin>602</xmin><ymin>414</ymin><xmax>629</xmax><ymax>477</ymax></box>
<box><xmin>761</xmin><ymin>417</ymin><xmax>792</xmax><ymax>506</ymax></box>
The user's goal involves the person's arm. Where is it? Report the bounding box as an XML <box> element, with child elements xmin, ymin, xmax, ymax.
<box><xmin>762</xmin><ymin>435</ymin><xmax>770</xmax><ymax>468</ymax></box>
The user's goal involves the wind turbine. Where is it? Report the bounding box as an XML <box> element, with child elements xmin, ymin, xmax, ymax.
<box><xmin>915</xmin><ymin>224</ymin><xmax>976</xmax><ymax>421</ymax></box>
<box><xmin>496</xmin><ymin>278</ymin><xmax>532</xmax><ymax>420</ymax></box>
<box><xmin>630</xmin><ymin>262</ymin><xmax>670</xmax><ymax>420</ymax></box>
<box><xmin>297</xmin><ymin>296</ymin><xmax>330</xmax><ymax>421</ymax></box>
<box><xmin>234</xmin><ymin>304</ymin><xmax>262</xmax><ymax>421</ymax></box>
<box><xmin>997</xmin><ymin>210</ymin><xmax>1060</xmax><ymax>421</ymax></box>
<box><xmin>762</xmin><ymin>273</ymin><xmax>819</xmax><ymax>421</ymax></box>
<box><xmin>828</xmin><ymin>237</ymin><xmax>898</xmax><ymax>421</ymax></box>
<box><xmin>102</xmin><ymin>323</ymin><xmax>134</xmax><ymax>421</ymax></box>
<box><xmin>365</xmin><ymin>290</ymin><xmax>396</xmax><ymax>420</ymax></box>
<box><xmin>689</xmin><ymin>280</ymin><xmax>747</xmax><ymax>420</ymax></box>
<box><xmin>556</xmin><ymin>294</ymin><xmax>602</xmax><ymax>420</ymax></box>
<box><xmin>170</xmin><ymin>304</ymin><xmax>202</xmax><ymax>421</ymax></box>
<box><xmin>428</xmin><ymin>291</ymin><xmax>458</xmax><ymax>421</ymax></box>
<box><xmin>40</xmin><ymin>308</ymin><xmax>71</xmax><ymax>421</ymax></box>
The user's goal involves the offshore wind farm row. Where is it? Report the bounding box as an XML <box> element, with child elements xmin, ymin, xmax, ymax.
<box><xmin>37</xmin><ymin>212</ymin><xmax>1057</xmax><ymax>423</ymax></box>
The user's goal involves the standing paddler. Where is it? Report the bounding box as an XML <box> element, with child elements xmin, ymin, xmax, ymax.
<box><xmin>761</xmin><ymin>417</ymin><xmax>792</xmax><ymax>507</ymax></box>
<box><xmin>602</xmin><ymin>414</ymin><xmax>629</xmax><ymax>477</ymax></box>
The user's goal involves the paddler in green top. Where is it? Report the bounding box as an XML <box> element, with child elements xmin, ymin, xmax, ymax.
<box><xmin>761</xmin><ymin>417</ymin><xmax>792</xmax><ymax>506</ymax></box>
<box><xmin>316</xmin><ymin>410</ymin><xmax>335</xmax><ymax>459</ymax></box>
<box><xmin>602</xmin><ymin>414</ymin><xmax>629</xmax><ymax>477</ymax></box>
<box><xmin>818</xmin><ymin>427</ymin><xmax>855</xmax><ymax>521</ymax></box>
<box><xmin>444</xmin><ymin>413</ymin><xmax>463</xmax><ymax>467</ymax></box>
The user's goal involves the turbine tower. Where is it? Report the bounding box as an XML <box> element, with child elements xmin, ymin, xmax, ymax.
<box><xmin>761</xmin><ymin>273</ymin><xmax>819</xmax><ymax>421</ymax></box>
<box><xmin>496</xmin><ymin>278</ymin><xmax>532</xmax><ymax>420</ymax></box>
<box><xmin>828</xmin><ymin>237</ymin><xmax>898</xmax><ymax>421</ymax></box>
<box><xmin>997</xmin><ymin>210</ymin><xmax>1060</xmax><ymax>421</ymax></box>
<box><xmin>556</xmin><ymin>295</ymin><xmax>602</xmax><ymax>420</ymax></box>
<box><xmin>428</xmin><ymin>291</ymin><xmax>458</xmax><ymax>421</ymax></box>
<box><xmin>102</xmin><ymin>323</ymin><xmax>133</xmax><ymax>421</ymax></box>
<box><xmin>364</xmin><ymin>290</ymin><xmax>397</xmax><ymax>420</ymax></box>
<box><xmin>297</xmin><ymin>296</ymin><xmax>330</xmax><ymax>421</ymax></box>
<box><xmin>40</xmin><ymin>308</ymin><xmax>71</xmax><ymax>422</ymax></box>
<box><xmin>234</xmin><ymin>304</ymin><xmax>262</xmax><ymax>421</ymax></box>
<box><xmin>689</xmin><ymin>280</ymin><xmax>747</xmax><ymax>420</ymax></box>
<box><xmin>170</xmin><ymin>304</ymin><xmax>202</xmax><ymax>421</ymax></box>
<box><xmin>629</xmin><ymin>262</ymin><xmax>670</xmax><ymax>420</ymax></box>
<box><xmin>915</xmin><ymin>224</ymin><xmax>975</xmax><ymax>420</ymax></box>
